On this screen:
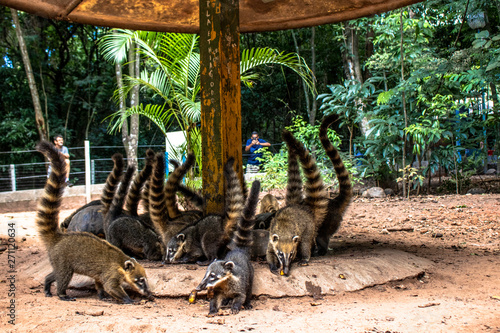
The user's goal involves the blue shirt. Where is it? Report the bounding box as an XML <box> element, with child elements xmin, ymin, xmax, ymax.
<box><xmin>246</xmin><ymin>138</ymin><xmax>267</xmax><ymax>165</ymax></box>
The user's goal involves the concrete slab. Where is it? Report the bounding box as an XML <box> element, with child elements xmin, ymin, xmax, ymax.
<box><xmin>24</xmin><ymin>248</ymin><xmax>432</xmax><ymax>298</ymax></box>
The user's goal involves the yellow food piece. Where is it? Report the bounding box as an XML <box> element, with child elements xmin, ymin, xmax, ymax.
<box><xmin>280</xmin><ymin>270</ymin><xmax>284</xmax><ymax>276</ymax></box>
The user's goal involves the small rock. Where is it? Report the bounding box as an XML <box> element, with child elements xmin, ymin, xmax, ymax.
<box><xmin>381</xmin><ymin>229</ymin><xmax>390</xmax><ymax>235</ymax></box>
<box><xmin>467</xmin><ymin>187</ymin><xmax>486</xmax><ymax>195</ymax></box>
<box><xmin>433</xmin><ymin>233</ymin><xmax>444</xmax><ymax>238</ymax></box>
<box><xmin>362</xmin><ymin>187</ymin><xmax>386</xmax><ymax>198</ymax></box>
<box><xmin>485</xmin><ymin>168</ymin><xmax>496</xmax><ymax>175</ymax></box>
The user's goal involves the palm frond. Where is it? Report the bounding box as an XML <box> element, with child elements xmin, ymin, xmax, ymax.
<box><xmin>240</xmin><ymin>47</ymin><xmax>316</xmax><ymax>94</ymax></box>
<box><xmin>106</xmin><ymin>104</ymin><xmax>172</xmax><ymax>136</ymax></box>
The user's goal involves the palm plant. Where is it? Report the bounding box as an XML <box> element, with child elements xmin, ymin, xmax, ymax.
<box><xmin>99</xmin><ymin>29</ymin><xmax>315</xmax><ymax>170</ymax></box>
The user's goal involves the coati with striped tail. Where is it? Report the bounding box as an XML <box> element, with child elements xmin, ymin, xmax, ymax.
<box><xmin>60</xmin><ymin>153</ymin><xmax>125</xmax><ymax>236</ymax></box>
<box><xmin>315</xmin><ymin>114</ymin><xmax>353</xmax><ymax>256</ymax></box>
<box><xmin>105</xmin><ymin>163</ymin><xmax>163</xmax><ymax>261</ymax></box>
<box><xmin>266</xmin><ymin>130</ymin><xmax>328</xmax><ymax>276</ymax></box>
<box><xmin>193</xmin><ymin>180</ymin><xmax>260</xmax><ymax>316</ymax></box>
<box><xmin>149</xmin><ymin>153</ymin><xmax>202</xmax><ymax>262</ymax></box>
<box><xmin>36</xmin><ymin>141</ymin><xmax>150</xmax><ymax>303</ymax></box>
<box><xmin>165</xmin><ymin>158</ymin><xmax>245</xmax><ymax>265</ymax></box>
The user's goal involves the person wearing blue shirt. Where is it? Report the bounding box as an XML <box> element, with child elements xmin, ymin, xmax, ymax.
<box><xmin>245</xmin><ymin>131</ymin><xmax>271</xmax><ymax>172</ymax></box>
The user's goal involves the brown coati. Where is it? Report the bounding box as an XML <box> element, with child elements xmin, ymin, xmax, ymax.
<box><xmin>149</xmin><ymin>153</ymin><xmax>202</xmax><ymax>261</ymax></box>
<box><xmin>258</xmin><ymin>193</ymin><xmax>280</xmax><ymax>214</ymax></box>
<box><xmin>266</xmin><ymin>130</ymin><xmax>328</xmax><ymax>276</ymax></box>
<box><xmin>61</xmin><ymin>153</ymin><xmax>125</xmax><ymax>236</ymax></box>
<box><xmin>36</xmin><ymin>141</ymin><xmax>150</xmax><ymax>303</ymax></box>
<box><xmin>193</xmin><ymin>180</ymin><xmax>260</xmax><ymax>316</ymax></box>
<box><xmin>165</xmin><ymin>157</ymin><xmax>244</xmax><ymax>265</ymax></box>
<box><xmin>314</xmin><ymin>114</ymin><xmax>353</xmax><ymax>256</ymax></box>
<box><xmin>105</xmin><ymin>164</ymin><xmax>163</xmax><ymax>261</ymax></box>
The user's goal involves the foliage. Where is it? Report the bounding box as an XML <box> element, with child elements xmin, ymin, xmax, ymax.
<box><xmin>258</xmin><ymin>115</ymin><xmax>360</xmax><ymax>191</ymax></box>
<box><xmin>396</xmin><ymin>165</ymin><xmax>425</xmax><ymax>198</ymax></box>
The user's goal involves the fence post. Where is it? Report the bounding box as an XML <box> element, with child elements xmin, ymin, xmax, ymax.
<box><xmin>91</xmin><ymin>160</ymin><xmax>95</xmax><ymax>185</ymax></box>
<box><xmin>10</xmin><ymin>164</ymin><xmax>16</xmax><ymax>192</ymax></box>
<box><xmin>85</xmin><ymin>140</ymin><xmax>91</xmax><ymax>203</ymax></box>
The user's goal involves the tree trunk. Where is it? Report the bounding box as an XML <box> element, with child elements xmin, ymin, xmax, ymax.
<box><xmin>342</xmin><ymin>21</ymin><xmax>369</xmax><ymax>136</ymax></box>
<box><xmin>291</xmin><ymin>30</ymin><xmax>311</xmax><ymax>122</ymax></box>
<box><xmin>11</xmin><ymin>9</ymin><xmax>47</xmax><ymax>142</ymax></box>
<box><xmin>310</xmin><ymin>27</ymin><xmax>317</xmax><ymax>125</ymax></box>
<box><xmin>120</xmin><ymin>44</ymin><xmax>139</xmax><ymax>169</ymax></box>
<box><xmin>400</xmin><ymin>9</ymin><xmax>408</xmax><ymax>198</ymax></box>
<box><xmin>364</xmin><ymin>19</ymin><xmax>375</xmax><ymax>81</ymax></box>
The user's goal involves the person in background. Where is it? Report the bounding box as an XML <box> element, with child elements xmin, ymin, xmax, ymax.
<box><xmin>51</xmin><ymin>134</ymin><xmax>72</xmax><ymax>186</ymax></box>
<box><xmin>245</xmin><ymin>131</ymin><xmax>271</xmax><ymax>173</ymax></box>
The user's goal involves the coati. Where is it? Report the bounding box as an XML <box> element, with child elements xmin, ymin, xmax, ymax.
<box><xmin>266</xmin><ymin>130</ymin><xmax>328</xmax><ymax>276</ymax></box>
<box><xmin>165</xmin><ymin>158</ymin><xmax>244</xmax><ymax>265</ymax></box>
<box><xmin>149</xmin><ymin>153</ymin><xmax>203</xmax><ymax>261</ymax></box>
<box><xmin>193</xmin><ymin>180</ymin><xmax>260</xmax><ymax>316</ymax></box>
<box><xmin>314</xmin><ymin>114</ymin><xmax>353</xmax><ymax>256</ymax></box>
<box><xmin>258</xmin><ymin>193</ymin><xmax>280</xmax><ymax>214</ymax></box>
<box><xmin>60</xmin><ymin>153</ymin><xmax>125</xmax><ymax>236</ymax></box>
<box><xmin>36</xmin><ymin>141</ymin><xmax>150</xmax><ymax>303</ymax></box>
<box><xmin>125</xmin><ymin>149</ymin><xmax>156</xmax><ymax>216</ymax></box>
<box><xmin>105</xmin><ymin>164</ymin><xmax>163</xmax><ymax>261</ymax></box>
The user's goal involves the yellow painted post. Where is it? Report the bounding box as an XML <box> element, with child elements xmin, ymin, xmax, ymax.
<box><xmin>200</xmin><ymin>0</ymin><xmax>243</xmax><ymax>214</ymax></box>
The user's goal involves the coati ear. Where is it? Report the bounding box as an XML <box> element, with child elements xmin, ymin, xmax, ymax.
<box><xmin>272</xmin><ymin>234</ymin><xmax>279</xmax><ymax>242</ymax></box>
<box><xmin>224</xmin><ymin>261</ymin><xmax>235</xmax><ymax>270</ymax></box>
<box><xmin>177</xmin><ymin>233</ymin><xmax>185</xmax><ymax>241</ymax></box>
<box><xmin>124</xmin><ymin>258</ymin><xmax>136</xmax><ymax>271</ymax></box>
<box><xmin>292</xmin><ymin>236</ymin><xmax>300</xmax><ymax>243</ymax></box>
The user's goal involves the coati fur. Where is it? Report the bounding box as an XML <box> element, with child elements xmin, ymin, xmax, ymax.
<box><xmin>36</xmin><ymin>141</ymin><xmax>150</xmax><ymax>303</ymax></box>
<box><xmin>266</xmin><ymin>130</ymin><xmax>328</xmax><ymax>276</ymax></box>
<box><xmin>125</xmin><ymin>149</ymin><xmax>156</xmax><ymax>216</ymax></box>
<box><xmin>60</xmin><ymin>153</ymin><xmax>125</xmax><ymax>236</ymax></box>
<box><xmin>149</xmin><ymin>153</ymin><xmax>202</xmax><ymax>262</ymax></box>
<box><xmin>315</xmin><ymin>114</ymin><xmax>353</xmax><ymax>256</ymax></box>
<box><xmin>165</xmin><ymin>158</ymin><xmax>244</xmax><ymax>264</ymax></box>
<box><xmin>194</xmin><ymin>180</ymin><xmax>260</xmax><ymax>316</ymax></box>
<box><xmin>169</xmin><ymin>159</ymin><xmax>204</xmax><ymax>210</ymax></box>
<box><xmin>105</xmin><ymin>164</ymin><xmax>163</xmax><ymax>261</ymax></box>
<box><xmin>258</xmin><ymin>193</ymin><xmax>280</xmax><ymax>215</ymax></box>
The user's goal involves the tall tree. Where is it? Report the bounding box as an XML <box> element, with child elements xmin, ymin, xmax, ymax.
<box><xmin>10</xmin><ymin>9</ymin><xmax>47</xmax><ymax>142</ymax></box>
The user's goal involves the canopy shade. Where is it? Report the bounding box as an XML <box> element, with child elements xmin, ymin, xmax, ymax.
<box><xmin>1</xmin><ymin>0</ymin><xmax>424</xmax><ymax>33</ymax></box>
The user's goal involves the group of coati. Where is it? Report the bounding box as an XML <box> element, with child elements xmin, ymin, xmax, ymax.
<box><xmin>36</xmin><ymin>114</ymin><xmax>352</xmax><ymax>315</ymax></box>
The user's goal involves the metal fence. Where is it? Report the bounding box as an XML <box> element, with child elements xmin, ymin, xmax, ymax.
<box><xmin>0</xmin><ymin>142</ymin><xmax>283</xmax><ymax>193</ymax></box>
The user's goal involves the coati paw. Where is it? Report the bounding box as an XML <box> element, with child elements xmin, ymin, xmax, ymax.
<box><xmin>122</xmin><ymin>297</ymin><xmax>138</xmax><ymax>304</ymax></box>
<box><xmin>243</xmin><ymin>303</ymin><xmax>253</xmax><ymax>310</ymax></box>
<box><xmin>207</xmin><ymin>311</ymin><xmax>218</xmax><ymax>317</ymax></box>
<box><xmin>270</xmin><ymin>268</ymin><xmax>281</xmax><ymax>276</ymax></box>
<box><xmin>231</xmin><ymin>307</ymin><xmax>241</xmax><ymax>315</ymax></box>
<box><xmin>59</xmin><ymin>295</ymin><xmax>76</xmax><ymax>301</ymax></box>
<box><xmin>299</xmin><ymin>260</ymin><xmax>310</xmax><ymax>266</ymax></box>
<box><xmin>45</xmin><ymin>291</ymin><xmax>52</xmax><ymax>297</ymax></box>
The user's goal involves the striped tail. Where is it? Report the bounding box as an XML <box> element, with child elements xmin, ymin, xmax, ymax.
<box><xmin>125</xmin><ymin>149</ymin><xmax>155</xmax><ymax>216</ymax></box>
<box><xmin>282</xmin><ymin>130</ymin><xmax>328</xmax><ymax>230</ymax></box>
<box><xmin>319</xmin><ymin>114</ymin><xmax>353</xmax><ymax>215</ymax></box>
<box><xmin>222</xmin><ymin>158</ymin><xmax>245</xmax><ymax>242</ymax></box>
<box><xmin>230</xmin><ymin>180</ymin><xmax>260</xmax><ymax>250</ymax></box>
<box><xmin>105</xmin><ymin>165</ymin><xmax>136</xmax><ymax>235</ymax></box>
<box><xmin>100</xmin><ymin>153</ymin><xmax>124</xmax><ymax>216</ymax></box>
<box><xmin>165</xmin><ymin>154</ymin><xmax>195</xmax><ymax>219</ymax></box>
<box><xmin>149</xmin><ymin>152</ymin><xmax>169</xmax><ymax>236</ymax></box>
<box><xmin>170</xmin><ymin>159</ymin><xmax>204</xmax><ymax>210</ymax></box>
<box><xmin>35</xmin><ymin>141</ymin><xmax>67</xmax><ymax>248</ymax></box>
<box><xmin>285</xmin><ymin>147</ymin><xmax>303</xmax><ymax>206</ymax></box>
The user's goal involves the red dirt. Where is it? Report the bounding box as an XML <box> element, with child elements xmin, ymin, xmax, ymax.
<box><xmin>1</xmin><ymin>193</ymin><xmax>499</xmax><ymax>332</ymax></box>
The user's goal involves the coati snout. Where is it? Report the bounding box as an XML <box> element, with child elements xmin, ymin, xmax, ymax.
<box><xmin>270</xmin><ymin>234</ymin><xmax>299</xmax><ymax>276</ymax></box>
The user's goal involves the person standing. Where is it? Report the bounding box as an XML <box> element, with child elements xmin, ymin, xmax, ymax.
<box><xmin>245</xmin><ymin>131</ymin><xmax>271</xmax><ymax>173</ymax></box>
<box><xmin>51</xmin><ymin>134</ymin><xmax>72</xmax><ymax>186</ymax></box>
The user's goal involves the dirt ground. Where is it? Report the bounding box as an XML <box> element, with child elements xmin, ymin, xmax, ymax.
<box><xmin>0</xmin><ymin>193</ymin><xmax>499</xmax><ymax>333</ymax></box>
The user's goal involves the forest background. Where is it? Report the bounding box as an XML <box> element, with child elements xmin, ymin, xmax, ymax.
<box><xmin>1</xmin><ymin>0</ymin><xmax>499</xmax><ymax>194</ymax></box>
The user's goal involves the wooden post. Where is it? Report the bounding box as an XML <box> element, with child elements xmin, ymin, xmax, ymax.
<box><xmin>200</xmin><ymin>0</ymin><xmax>242</xmax><ymax>214</ymax></box>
